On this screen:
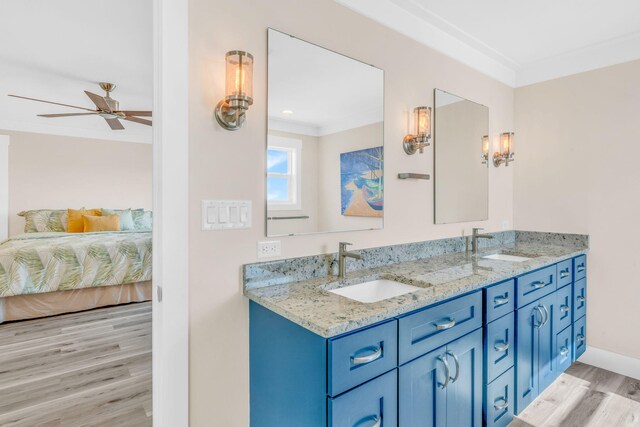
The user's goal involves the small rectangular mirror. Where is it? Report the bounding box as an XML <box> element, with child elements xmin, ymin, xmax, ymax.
<box><xmin>434</xmin><ymin>89</ymin><xmax>489</xmax><ymax>224</ymax></box>
<box><xmin>266</xmin><ymin>29</ymin><xmax>384</xmax><ymax>236</ymax></box>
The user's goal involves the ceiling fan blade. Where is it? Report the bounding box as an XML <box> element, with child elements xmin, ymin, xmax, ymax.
<box><xmin>85</xmin><ymin>91</ymin><xmax>112</xmax><ymax>112</ymax></box>
<box><xmin>119</xmin><ymin>110</ymin><xmax>152</xmax><ymax>117</ymax></box>
<box><xmin>104</xmin><ymin>118</ymin><xmax>125</xmax><ymax>130</ymax></box>
<box><xmin>123</xmin><ymin>116</ymin><xmax>152</xmax><ymax>126</ymax></box>
<box><xmin>8</xmin><ymin>94</ymin><xmax>96</xmax><ymax>112</ymax></box>
<box><xmin>38</xmin><ymin>112</ymin><xmax>98</xmax><ymax>118</ymax></box>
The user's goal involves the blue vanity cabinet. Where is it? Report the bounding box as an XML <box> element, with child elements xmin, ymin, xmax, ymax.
<box><xmin>399</xmin><ymin>329</ymin><xmax>483</xmax><ymax>427</ymax></box>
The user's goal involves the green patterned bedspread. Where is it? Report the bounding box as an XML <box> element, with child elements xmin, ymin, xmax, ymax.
<box><xmin>0</xmin><ymin>231</ymin><xmax>152</xmax><ymax>297</ymax></box>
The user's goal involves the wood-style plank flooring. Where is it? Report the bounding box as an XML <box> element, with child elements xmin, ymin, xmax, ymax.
<box><xmin>0</xmin><ymin>302</ymin><xmax>152</xmax><ymax>427</ymax></box>
<box><xmin>512</xmin><ymin>361</ymin><xmax>640</xmax><ymax>426</ymax></box>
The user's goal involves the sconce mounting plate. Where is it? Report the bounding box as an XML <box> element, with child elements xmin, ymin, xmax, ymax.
<box><xmin>215</xmin><ymin>100</ymin><xmax>246</xmax><ymax>131</ymax></box>
<box><xmin>403</xmin><ymin>135</ymin><xmax>430</xmax><ymax>155</ymax></box>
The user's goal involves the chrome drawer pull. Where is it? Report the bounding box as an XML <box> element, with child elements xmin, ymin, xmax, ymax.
<box><xmin>560</xmin><ymin>305</ymin><xmax>570</xmax><ymax>314</ymax></box>
<box><xmin>494</xmin><ymin>341</ymin><xmax>509</xmax><ymax>352</ymax></box>
<box><xmin>357</xmin><ymin>416</ymin><xmax>380</xmax><ymax>427</ymax></box>
<box><xmin>437</xmin><ymin>355</ymin><xmax>451</xmax><ymax>389</ymax></box>
<box><xmin>576</xmin><ymin>334</ymin><xmax>585</xmax><ymax>343</ymax></box>
<box><xmin>494</xmin><ymin>297</ymin><xmax>509</xmax><ymax>307</ymax></box>
<box><xmin>560</xmin><ymin>270</ymin><xmax>570</xmax><ymax>278</ymax></box>
<box><xmin>352</xmin><ymin>346</ymin><xmax>382</xmax><ymax>365</ymax></box>
<box><xmin>531</xmin><ymin>281</ymin><xmax>546</xmax><ymax>289</ymax></box>
<box><xmin>494</xmin><ymin>399</ymin><xmax>509</xmax><ymax>411</ymax></box>
<box><xmin>577</xmin><ymin>296</ymin><xmax>586</xmax><ymax>303</ymax></box>
<box><xmin>434</xmin><ymin>318</ymin><xmax>456</xmax><ymax>331</ymax></box>
<box><xmin>560</xmin><ymin>346</ymin><xmax>570</xmax><ymax>357</ymax></box>
<box><xmin>577</xmin><ymin>265</ymin><xmax>585</xmax><ymax>273</ymax></box>
<box><xmin>540</xmin><ymin>305</ymin><xmax>550</xmax><ymax>327</ymax></box>
<box><xmin>446</xmin><ymin>351</ymin><xmax>460</xmax><ymax>383</ymax></box>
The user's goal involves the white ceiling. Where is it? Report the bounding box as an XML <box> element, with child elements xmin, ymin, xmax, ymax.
<box><xmin>337</xmin><ymin>0</ymin><xmax>640</xmax><ymax>87</ymax></box>
<box><xmin>268</xmin><ymin>29</ymin><xmax>384</xmax><ymax>137</ymax></box>
<box><xmin>0</xmin><ymin>0</ymin><xmax>153</xmax><ymax>143</ymax></box>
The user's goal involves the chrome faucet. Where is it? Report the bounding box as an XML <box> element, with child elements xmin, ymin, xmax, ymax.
<box><xmin>338</xmin><ymin>242</ymin><xmax>362</xmax><ymax>279</ymax></box>
<box><xmin>471</xmin><ymin>228</ymin><xmax>494</xmax><ymax>255</ymax></box>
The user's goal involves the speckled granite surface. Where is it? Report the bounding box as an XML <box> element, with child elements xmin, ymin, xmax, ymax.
<box><xmin>244</xmin><ymin>232</ymin><xmax>588</xmax><ymax>338</ymax></box>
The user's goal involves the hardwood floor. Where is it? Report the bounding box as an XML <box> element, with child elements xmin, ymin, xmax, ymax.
<box><xmin>512</xmin><ymin>362</ymin><xmax>640</xmax><ymax>427</ymax></box>
<box><xmin>0</xmin><ymin>302</ymin><xmax>152</xmax><ymax>427</ymax></box>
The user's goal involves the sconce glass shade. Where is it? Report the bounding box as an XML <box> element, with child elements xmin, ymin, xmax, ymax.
<box><xmin>500</xmin><ymin>132</ymin><xmax>513</xmax><ymax>155</ymax></box>
<box><xmin>482</xmin><ymin>135</ymin><xmax>489</xmax><ymax>156</ymax></box>
<box><xmin>224</xmin><ymin>50</ymin><xmax>254</xmax><ymax>105</ymax></box>
<box><xmin>414</xmin><ymin>106</ymin><xmax>431</xmax><ymax>139</ymax></box>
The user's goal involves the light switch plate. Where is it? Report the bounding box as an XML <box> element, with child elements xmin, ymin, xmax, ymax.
<box><xmin>202</xmin><ymin>200</ymin><xmax>252</xmax><ymax>230</ymax></box>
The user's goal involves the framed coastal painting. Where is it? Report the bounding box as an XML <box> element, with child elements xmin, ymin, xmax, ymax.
<box><xmin>340</xmin><ymin>146</ymin><xmax>383</xmax><ymax>217</ymax></box>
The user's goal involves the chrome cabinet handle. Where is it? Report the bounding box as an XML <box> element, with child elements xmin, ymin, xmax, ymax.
<box><xmin>531</xmin><ymin>281</ymin><xmax>546</xmax><ymax>289</ymax></box>
<box><xmin>446</xmin><ymin>351</ymin><xmax>460</xmax><ymax>383</ymax></box>
<box><xmin>494</xmin><ymin>341</ymin><xmax>509</xmax><ymax>352</ymax></box>
<box><xmin>533</xmin><ymin>306</ymin><xmax>544</xmax><ymax>328</ymax></box>
<box><xmin>352</xmin><ymin>346</ymin><xmax>383</xmax><ymax>365</ymax></box>
<box><xmin>357</xmin><ymin>416</ymin><xmax>381</xmax><ymax>427</ymax></box>
<box><xmin>577</xmin><ymin>264</ymin><xmax>585</xmax><ymax>272</ymax></box>
<box><xmin>434</xmin><ymin>318</ymin><xmax>456</xmax><ymax>331</ymax></box>
<box><xmin>560</xmin><ymin>346</ymin><xmax>570</xmax><ymax>357</ymax></box>
<box><xmin>577</xmin><ymin>296</ymin><xmax>586</xmax><ymax>303</ymax></box>
<box><xmin>493</xmin><ymin>296</ymin><xmax>509</xmax><ymax>307</ymax></box>
<box><xmin>560</xmin><ymin>305</ymin><xmax>570</xmax><ymax>314</ymax></box>
<box><xmin>560</xmin><ymin>270</ymin><xmax>570</xmax><ymax>278</ymax></box>
<box><xmin>494</xmin><ymin>399</ymin><xmax>509</xmax><ymax>411</ymax></box>
<box><xmin>576</xmin><ymin>334</ymin><xmax>585</xmax><ymax>343</ymax></box>
<box><xmin>437</xmin><ymin>355</ymin><xmax>451</xmax><ymax>389</ymax></box>
<box><xmin>540</xmin><ymin>305</ymin><xmax>550</xmax><ymax>327</ymax></box>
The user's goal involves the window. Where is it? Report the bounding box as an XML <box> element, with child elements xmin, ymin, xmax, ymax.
<box><xmin>267</xmin><ymin>136</ymin><xmax>302</xmax><ymax>210</ymax></box>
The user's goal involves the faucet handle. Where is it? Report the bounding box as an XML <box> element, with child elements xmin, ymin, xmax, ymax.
<box><xmin>339</xmin><ymin>242</ymin><xmax>353</xmax><ymax>248</ymax></box>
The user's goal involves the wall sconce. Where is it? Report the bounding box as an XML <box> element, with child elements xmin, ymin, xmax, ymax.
<box><xmin>215</xmin><ymin>50</ymin><xmax>254</xmax><ymax>131</ymax></box>
<box><xmin>481</xmin><ymin>135</ymin><xmax>489</xmax><ymax>166</ymax></box>
<box><xmin>403</xmin><ymin>106</ymin><xmax>431</xmax><ymax>155</ymax></box>
<box><xmin>494</xmin><ymin>132</ymin><xmax>515</xmax><ymax>167</ymax></box>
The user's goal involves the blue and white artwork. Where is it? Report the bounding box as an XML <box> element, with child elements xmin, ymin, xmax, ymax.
<box><xmin>340</xmin><ymin>146</ymin><xmax>384</xmax><ymax>217</ymax></box>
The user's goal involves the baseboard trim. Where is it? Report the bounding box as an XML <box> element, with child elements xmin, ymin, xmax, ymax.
<box><xmin>579</xmin><ymin>345</ymin><xmax>640</xmax><ymax>380</ymax></box>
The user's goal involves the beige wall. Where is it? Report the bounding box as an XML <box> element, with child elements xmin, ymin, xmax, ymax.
<box><xmin>190</xmin><ymin>0</ymin><xmax>514</xmax><ymax>425</ymax></box>
<box><xmin>4</xmin><ymin>130</ymin><xmax>152</xmax><ymax>236</ymax></box>
<box><xmin>514</xmin><ymin>59</ymin><xmax>640</xmax><ymax>360</ymax></box>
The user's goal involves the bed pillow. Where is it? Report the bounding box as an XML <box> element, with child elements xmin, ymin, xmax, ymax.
<box><xmin>131</xmin><ymin>210</ymin><xmax>152</xmax><ymax>231</ymax></box>
<box><xmin>83</xmin><ymin>214</ymin><xmax>120</xmax><ymax>232</ymax></box>
<box><xmin>101</xmin><ymin>209</ymin><xmax>136</xmax><ymax>231</ymax></box>
<box><xmin>18</xmin><ymin>209</ymin><xmax>68</xmax><ymax>233</ymax></box>
<box><xmin>68</xmin><ymin>208</ymin><xmax>102</xmax><ymax>233</ymax></box>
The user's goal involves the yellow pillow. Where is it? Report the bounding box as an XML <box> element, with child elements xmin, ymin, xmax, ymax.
<box><xmin>83</xmin><ymin>214</ymin><xmax>120</xmax><ymax>232</ymax></box>
<box><xmin>67</xmin><ymin>208</ymin><xmax>102</xmax><ymax>233</ymax></box>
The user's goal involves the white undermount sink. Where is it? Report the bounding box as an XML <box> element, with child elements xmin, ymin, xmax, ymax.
<box><xmin>329</xmin><ymin>279</ymin><xmax>421</xmax><ymax>303</ymax></box>
<box><xmin>482</xmin><ymin>253</ymin><xmax>532</xmax><ymax>262</ymax></box>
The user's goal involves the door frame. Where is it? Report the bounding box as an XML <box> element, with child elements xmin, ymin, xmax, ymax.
<box><xmin>152</xmin><ymin>0</ymin><xmax>190</xmax><ymax>425</ymax></box>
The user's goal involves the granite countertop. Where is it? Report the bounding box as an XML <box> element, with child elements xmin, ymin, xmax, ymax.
<box><xmin>244</xmin><ymin>239</ymin><xmax>587</xmax><ymax>338</ymax></box>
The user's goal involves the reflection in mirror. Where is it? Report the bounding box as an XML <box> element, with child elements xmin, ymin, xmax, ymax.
<box><xmin>267</xmin><ymin>29</ymin><xmax>384</xmax><ymax>236</ymax></box>
<box><xmin>434</xmin><ymin>89</ymin><xmax>489</xmax><ymax>224</ymax></box>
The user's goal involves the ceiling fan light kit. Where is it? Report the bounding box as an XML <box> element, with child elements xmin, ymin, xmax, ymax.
<box><xmin>8</xmin><ymin>82</ymin><xmax>152</xmax><ymax>131</ymax></box>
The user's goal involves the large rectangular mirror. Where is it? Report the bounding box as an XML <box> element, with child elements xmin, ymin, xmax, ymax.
<box><xmin>434</xmin><ymin>89</ymin><xmax>489</xmax><ymax>224</ymax></box>
<box><xmin>266</xmin><ymin>29</ymin><xmax>384</xmax><ymax>236</ymax></box>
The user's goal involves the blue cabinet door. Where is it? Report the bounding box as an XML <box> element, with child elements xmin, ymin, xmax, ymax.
<box><xmin>399</xmin><ymin>346</ymin><xmax>447</xmax><ymax>427</ymax></box>
<box><xmin>537</xmin><ymin>292</ymin><xmax>560</xmax><ymax>392</ymax></box>
<box><xmin>515</xmin><ymin>302</ymin><xmax>540</xmax><ymax>414</ymax></box>
<box><xmin>329</xmin><ymin>369</ymin><xmax>398</xmax><ymax>427</ymax></box>
<box><xmin>556</xmin><ymin>325</ymin><xmax>573</xmax><ymax>373</ymax></box>
<box><xmin>445</xmin><ymin>329</ymin><xmax>483</xmax><ymax>427</ymax></box>
<box><xmin>485</xmin><ymin>313</ymin><xmax>515</xmax><ymax>383</ymax></box>
<box><xmin>573</xmin><ymin>315</ymin><xmax>587</xmax><ymax>361</ymax></box>
<box><xmin>484</xmin><ymin>367</ymin><xmax>515</xmax><ymax>427</ymax></box>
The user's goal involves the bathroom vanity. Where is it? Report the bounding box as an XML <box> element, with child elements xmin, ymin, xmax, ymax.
<box><xmin>245</xmin><ymin>232</ymin><xmax>588</xmax><ymax>427</ymax></box>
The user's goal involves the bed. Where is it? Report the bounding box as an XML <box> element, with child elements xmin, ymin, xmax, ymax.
<box><xmin>0</xmin><ymin>230</ymin><xmax>152</xmax><ymax>322</ymax></box>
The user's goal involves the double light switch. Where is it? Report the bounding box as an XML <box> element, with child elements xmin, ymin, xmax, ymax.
<box><xmin>202</xmin><ymin>200</ymin><xmax>252</xmax><ymax>230</ymax></box>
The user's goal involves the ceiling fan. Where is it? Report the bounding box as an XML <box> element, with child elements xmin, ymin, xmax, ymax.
<box><xmin>8</xmin><ymin>82</ymin><xmax>152</xmax><ymax>130</ymax></box>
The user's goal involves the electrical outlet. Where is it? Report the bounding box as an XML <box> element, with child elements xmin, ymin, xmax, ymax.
<box><xmin>502</xmin><ymin>220</ymin><xmax>509</xmax><ymax>230</ymax></box>
<box><xmin>257</xmin><ymin>240</ymin><xmax>281</xmax><ymax>258</ymax></box>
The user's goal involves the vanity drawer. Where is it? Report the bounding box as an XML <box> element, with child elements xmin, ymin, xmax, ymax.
<box><xmin>485</xmin><ymin>312</ymin><xmax>515</xmax><ymax>383</ymax></box>
<box><xmin>573</xmin><ymin>278</ymin><xmax>587</xmax><ymax>322</ymax></box>
<box><xmin>398</xmin><ymin>291</ymin><xmax>482</xmax><ymax>365</ymax></box>
<box><xmin>485</xmin><ymin>279</ymin><xmax>515</xmax><ymax>324</ymax></box>
<box><xmin>557</xmin><ymin>259</ymin><xmax>573</xmax><ymax>288</ymax></box>
<box><xmin>574</xmin><ymin>255</ymin><xmax>587</xmax><ymax>281</ymax></box>
<box><xmin>555</xmin><ymin>284</ymin><xmax>573</xmax><ymax>332</ymax></box>
<box><xmin>328</xmin><ymin>369</ymin><xmax>398</xmax><ymax>427</ymax></box>
<box><xmin>556</xmin><ymin>326</ymin><xmax>573</xmax><ymax>373</ymax></box>
<box><xmin>328</xmin><ymin>319</ymin><xmax>397</xmax><ymax>396</ymax></box>
<box><xmin>485</xmin><ymin>367</ymin><xmax>514</xmax><ymax>427</ymax></box>
<box><xmin>573</xmin><ymin>315</ymin><xmax>587</xmax><ymax>360</ymax></box>
<box><xmin>516</xmin><ymin>266</ymin><xmax>556</xmax><ymax>308</ymax></box>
